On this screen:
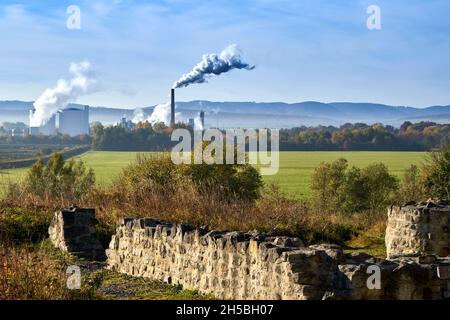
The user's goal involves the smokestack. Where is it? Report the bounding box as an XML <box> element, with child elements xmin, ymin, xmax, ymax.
<box><xmin>199</xmin><ymin>111</ymin><xmax>205</xmax><ymax>130</ymax></box>
<box><xmin>170</xmin><ymin>88</ymin><xmax>175</xmax><ymax>126</ymax></box>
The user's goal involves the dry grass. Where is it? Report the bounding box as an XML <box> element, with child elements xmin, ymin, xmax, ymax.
<box><xmin>345</xmin><ymin>219</ymin><xmax>387</xmax><ymax>258</ymax></box>
<box><xmin>0</xmin><ymin>242</ymin><xmax>70</xmax><ymax>300</ymax></box>
<box><xmin>3</xmin><ymin>182</ymin><xmax>371</xmax><ymax>246</ymax></box>
<box><xmin>0</xmin><ymin>239</ymin><xmax>107</xmax><ymax>300</ymax></box>
<box><xmin>2</xmin><ymin>152</ymin><xmax>390</xmax><ymax>247</ymax></box>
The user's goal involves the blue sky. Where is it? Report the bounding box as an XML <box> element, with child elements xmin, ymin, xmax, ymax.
<box><xmin>0</xmin><ymin>0</ymin><xmax>449</xmax><ymax>108</ymax></box>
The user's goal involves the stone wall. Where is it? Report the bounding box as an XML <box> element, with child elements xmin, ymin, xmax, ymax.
<box><xmin>106</xmin><ymin>217</ymin><xmax>450</xmax><ymax>300</ymax></box>
<box><xmin>386</xmin><ymin>200</ymin><xmax>450</xmax><ymax>259</ymax></box>
<box><xmin>48</xmin><ymin>206</ymin><xmax>105</xmax><ymax>259</ymax></box>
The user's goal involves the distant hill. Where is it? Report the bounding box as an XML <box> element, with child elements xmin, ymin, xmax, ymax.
<box><xmin>1</xmin><ymin>100</ymin><xmax>449</xmax><ymax>128</ymax></box>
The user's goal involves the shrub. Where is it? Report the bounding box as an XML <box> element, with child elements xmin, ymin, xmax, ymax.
<box><xmin>0</xmin><ymin>208</ymin><xmax>52</xmax><ymax>243</ymax></box>
<box><xmin>0</xmin><ymin>242</ymin><xmax>102</xmax><ymax>300</ymax></box>
<box><xmin>17</xmin><ymin>152</ymin><xmax>95</xmax><ymax>201</ymax></box>
<box><xmin>359</xmin><ymin>163</ymin><xmax>399</xmax><ymax>211</ymax></box>
<box><xmin>311</xmin><ymin>159</ymin><xmax>398</xmax><ymax>214</ymax></box>
<box><xmin>421</xmin><ymin>147</ymin><xmax>450</xmax><ymax>199</ymax></box>
<box><xmin>395</xmin><ymin>148</ymin><xmax>450</xmax><ymax>203</ymax></box>
<box><xmin>310</xmin><ymin>158</ymin><xmax>348</xmax><ymax>212</ymax></box>
<box><xmin>396</xmin><ymin>165</ymin><xmax>426</xmax><ymax>203</ymax></box>
<box><xmin>118</xmin><ymin>153</ymin><xmax>263</xmax><ymax>202</ymax></box>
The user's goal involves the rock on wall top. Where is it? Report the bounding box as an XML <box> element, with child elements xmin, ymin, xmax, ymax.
<box><xmin>386</xmin><ymin>200</ymin><xmax>450</xmax><ymax>259</ymax></box>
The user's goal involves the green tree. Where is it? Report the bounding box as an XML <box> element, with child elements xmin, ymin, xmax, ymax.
<box><xmin>119</xmin><ymin>151</ymin><xmax>263</xmax><ymax>203</ymax></box>
<box><xmin>311</xmin><ymin>159</ymin><xmax>398</xmax><ymax>214</ymax></box>
<box><xmin>422</xmin><ymin>147</ymin><xmax>450</xmax><ymax>199</ymax></box>
<box><xmin>310</xmin><ymin>158</ymin><xmax>348</xmax><ymax>212</ymax></box>
<box><xmin>360</xmin><ymin>163</ymin><xmax>398</xmax><ymax>211</ymax></box>
<box><xmin>24</xmin><ymin>153</ymin><xmax>95</xmax><ymax>200</ymax></box>
<box><xmin>396</xmin><ymin>165</ymin><xmax>425</xmax><ymax>203</ymax></box>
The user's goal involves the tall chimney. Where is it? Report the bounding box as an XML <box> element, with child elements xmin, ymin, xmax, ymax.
<box><xmin>199</xmin><ymin>110</ymin><xmax>205</xmax><ymax>130</ymax></box>
<box><xmin>170</xmin><ymin>88</ymin><xmax>175</xmax><ymax>126</ymax></box>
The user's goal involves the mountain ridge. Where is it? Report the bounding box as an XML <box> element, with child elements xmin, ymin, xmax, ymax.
<box><xmin>1</xmin><ymin>100</ymin><xmax>449</xmax><ymax>128</ymax></box>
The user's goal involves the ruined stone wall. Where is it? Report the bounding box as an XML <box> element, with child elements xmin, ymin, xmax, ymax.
<box><xmin>386</xmin><ymin>200</ymin><xmax>450</xmax><ymax>259</ymax></box>
<box><xmin>106</xmin><ymin>218</ymin><xmax>336</xmax><ymax>299</ymax></box>
<box><xmin>106</xmin><ymin>217</ymin><xmax>450</xmax><ymax>300</ymax></box>
<box><xmin>48</xmin><ymin>207</ymin><xmax>104</xmax><ymax>259</ymax></box>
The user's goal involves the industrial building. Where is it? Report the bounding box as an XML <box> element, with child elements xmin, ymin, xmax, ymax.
<box><xmin>29</xmin><ymin>111</ymin><xmax>56</xmax><ymax>135</ymax></box>
<box><xmin>57</xmin><ymin>105</ymin><xmax>89</xmax><ymax>136</ymax></box>
<box><xmin>119</xmin><ymin>116</ymin><xmax>136</xmax><ymax>130</ymax></box>
<box><xmin>29</xmin><ymin>105</ymin><xmax>89</xmax><ymax>136</ymax></box>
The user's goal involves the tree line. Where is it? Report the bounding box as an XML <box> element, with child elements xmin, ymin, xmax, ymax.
<box><xmin>92</xmin><ymin>121</ymin><xmax>449</xmax><ymax>151</ymax></box>
<box><xmin>2</xmin><ymin>120</ymin><xmax>449</xmax><ymax>152</ymax></box>
<box><xmin>280</xmin><ymin>121</ymin><xmax>450</xmax><ymax>151</ymax></box>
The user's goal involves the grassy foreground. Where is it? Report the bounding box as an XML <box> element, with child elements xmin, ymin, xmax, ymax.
<box><xmin>0</xmin><ymin>151</ymin><xmax>425</xmax><ymax>197</ymax></box>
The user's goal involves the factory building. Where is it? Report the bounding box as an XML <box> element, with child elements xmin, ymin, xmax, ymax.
<box><xmin>57</xmin><ymin>106</ymin><xmax>89</xmax><ymax>136</ymax></box>
<box><xmin>119</xmin><ymin>116</ymin><xmax>136</xmax><ymax>131</ymax></box>
<box><xmin>28</xmin><ymin>105</ymin><xmax>89</xmax><ymax>136</ymax></box>
<box><xmin>29</xmin><ymin>110</ymin><xmax>56</xmax><ymax>135</ymax></box>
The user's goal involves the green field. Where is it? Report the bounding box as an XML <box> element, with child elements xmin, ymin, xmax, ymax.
<box><xmin>0</xmin><ymin>151</ymin><xmax>426</xmax><ymax>197</ymax></box>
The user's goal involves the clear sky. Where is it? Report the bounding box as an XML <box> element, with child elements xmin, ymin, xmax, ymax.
<box><xmin>0</xmin><ymin>0</ymin><xmax>449</xmax><ymax>108</ymax></box>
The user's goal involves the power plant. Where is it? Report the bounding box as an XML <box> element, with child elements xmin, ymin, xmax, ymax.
<box><xmin>29</xmin><ymin>105</ymin><xmax>89</xmax><ymax>136</ymax></box>
<box><xmin>28</xmin><ymin>87</ymin><xmax>203</xmax><ymax>135</ymax></box>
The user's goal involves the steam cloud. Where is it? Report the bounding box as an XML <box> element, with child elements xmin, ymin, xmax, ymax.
<box><xmin>132</xmin><ymin>108</ymin><xmax>146</xmax><ymax>123</ymax></box>
<box><xmin>142</xmin><ymin>102</ymin><xmax>202</xmax><ymax>130</ymax></box>
<box><xmin>148</xmin><ymin>102</ymin><xmax>171</xmax><ymax>125</ymax></box>
<box><xmin>30</xmin><ymin>61</ymin><xmax>97</xmax><ymax>126</ymax></box>
<box><xmin>173</xmin><ymin>44</ymin><xmax>254</xmax><ymax>89</ymax></box>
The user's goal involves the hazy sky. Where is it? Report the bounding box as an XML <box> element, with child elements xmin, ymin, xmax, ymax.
<box><xmin>0</xmin><ymin>0</ymin><xmax>449</xmax><ymax>108</ymax></box>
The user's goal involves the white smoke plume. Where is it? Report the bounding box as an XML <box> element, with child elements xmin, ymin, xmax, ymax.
<box><xmin>30</xmin><ymin>61</ymin><xmax>97</xmax><ymax>126</ymax></box>
<box><xmin>173</xmin><ymin>44</ymin><xmax>254</xmax><ymax>89</ymax></box>
<box><xmin>148</xmin><ymin>102</ymin><xmax>171</xmax><ymax>125</ymax></box>
<box><xmin>132</xmin><ymin>108</ymin><xmax>146</xmax><ymax>123</ymax></box>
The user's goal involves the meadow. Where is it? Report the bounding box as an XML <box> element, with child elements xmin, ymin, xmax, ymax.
<box><xmin>0</xmin><ymin>151</ymin><xmax>426</xmax><ymax>197</ymax></box>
